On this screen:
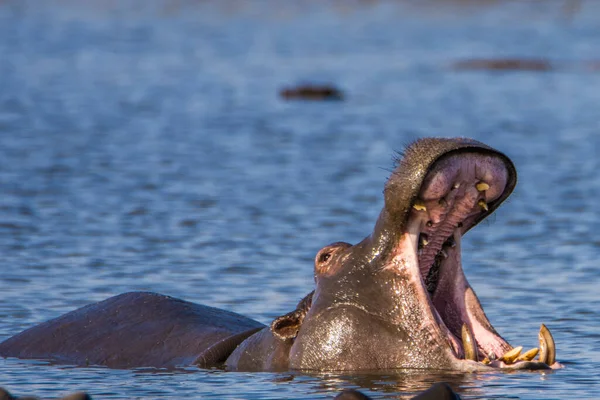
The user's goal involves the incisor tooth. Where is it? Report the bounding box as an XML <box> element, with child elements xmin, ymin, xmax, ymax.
<box><xmin>538</xmin><ymin>324</ymin><xmax>556</xmax><ymax>365</ymax></box>
<box><xmin>476</xmin><ymin>182</ymin><xmax>490</xmax><ymax>192</ymax></box>
<box><xmin>478</xmin><ymin>199</ymin><xmax>488</xmax><ymax>211</ymax></box>
<box><xmin>517</xmin><ymin>348</ymin><xmax>539</xmax><ymax>362</ymax></box>
<box><xmin>500</xmin><ymin>346</ymin><xmax>523</xmax><ymax>364</ymax></box>
<box><xmin>413</xmin><ymin>201</ymin><xmax>427</xmax><ymax>211</ymax></box>
<box><xmin>461</xmin><ymin>324</ymin><xmax>478</xmax><ymax>361</ymax></box>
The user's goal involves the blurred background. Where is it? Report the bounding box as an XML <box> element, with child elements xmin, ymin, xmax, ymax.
<box><xmin>0</xmin><ymin>1</ymin><xmax>599</xmax><ymax>398</ymax></box>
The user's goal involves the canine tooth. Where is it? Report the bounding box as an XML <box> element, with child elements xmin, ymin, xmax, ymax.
<box><xmin>461</xmin><ymin>324</ymin><xmax>478</xmax><ymax>361</ymax></box>
<box><xmin>413</xmin><ymin>201</ymin><xmax>427</xmax><ymax>211</ymax></box>
<box><xmin>420</xmin><ymin>237</ymin><xmax>429</xmax><ymax>246</ymax></box>
<box><xmin>500</xmin><ymin>346</ymin><xmax>522</xmax><ymax>364</ymax></box>
<box><xmin>478</xmin><ymin>199</ymin><xmax>488</xmax><ymax>211</ymax></box>
<box><xmin>517</xmin><ymin>348</ymin><xmax>539</xmax><ymax>362</ymax></box>
<box><xmin>538</xmin><ymin>324</ymin><xmax>556</xmax><ymax>365</ymax></box>
<box><xmin>453</xmin><ymin>183</ymin><xmax>461</xmax><ymax>190</ymax></box>
<box><xmin>440</xmin><ymin>250</ymin><xmax>448</xmax><ymax>258</ymax></box>
<box><xmin>476</xmin><ymin>182</ymin><xmax>490</xmax><ymax>192</ymax></box>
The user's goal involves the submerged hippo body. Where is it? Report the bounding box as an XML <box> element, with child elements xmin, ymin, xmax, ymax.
<box><xmin>0</xmin><ymin>292</ymin><xmax>265</xmax><ymax>369</ymax></box>
<box><xmin>0</xmin><ymin>138</ymin><xmax>558</xmax><ymax>372</ymax></box>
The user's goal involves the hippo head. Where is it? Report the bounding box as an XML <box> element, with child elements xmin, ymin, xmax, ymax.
<box><xmin>289</xmin><ymin>137</ymin><xmax>557</xmax><ymax>371</ymax></box>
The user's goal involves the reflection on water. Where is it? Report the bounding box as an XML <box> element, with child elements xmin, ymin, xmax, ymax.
<box><xmin>1</xmin><ymin>0</ymin><xmax>600</xmax><ymax>399</ymax></box>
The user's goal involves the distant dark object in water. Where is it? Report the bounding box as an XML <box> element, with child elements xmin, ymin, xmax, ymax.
<box><xmin>334</xmin><ymin>383</ymin><xmax>461</xmax><ymax>400</ymax></box>
<box><xmin>588</xmin><ymin>61</ymin><xmax>600</xmax><ymax>71</ymax></box>
<box><xmin>453</xmin><ymin>58</ymin><xmax>552</xmax><ymax>71</ymax></box>
<box><xmin>0</xmin><ymin>387</ymin><xmax>91</xmax><ymax>400</ymax></box>
<box><xmin>280</xmin><ymin>85</ymin><xmax>344</xmax><ymax>101</ymax></box>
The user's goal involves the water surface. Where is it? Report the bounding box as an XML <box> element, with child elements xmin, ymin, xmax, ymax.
<box><xmin>0</xmin><ymin>1</ymin><xmax>599</xmax><ymax>398</ymax></box>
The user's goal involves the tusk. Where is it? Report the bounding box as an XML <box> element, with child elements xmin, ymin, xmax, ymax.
<box><xmin>461</xmin><ymin>323</ymin><xmax>478</xmax><ymax>361</ymax></box>
<box><xmin>538</xmin><ymin>324</ymin><xmax>556</xmax><ymax>365</ymax></box>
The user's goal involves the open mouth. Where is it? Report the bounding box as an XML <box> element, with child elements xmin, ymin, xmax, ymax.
<box><xmin>402</xmin><ymin>151</ymin><xmax>557</xmax><ymax>369</ymax></box>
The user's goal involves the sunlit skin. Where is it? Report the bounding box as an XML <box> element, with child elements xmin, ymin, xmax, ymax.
<box><xmin>0</xmin><ymin>138</ymin><xmax>559</xmax><ymax>372</ymax></box>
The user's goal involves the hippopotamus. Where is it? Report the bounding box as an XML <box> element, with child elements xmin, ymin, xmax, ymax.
<box><xmin>0</xmin><ymin>137</ymin><xmax>559</xmax><ymax>372</ymax></box>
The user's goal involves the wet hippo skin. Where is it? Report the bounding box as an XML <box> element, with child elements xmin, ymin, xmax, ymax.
<box><xmin>0</xmin><ymin>138</ymin><xmax>559</xmax><ymax>372</ymax></box>
<box><xmin>0</xmin><ymin>292</ymin><xmax>264</xmax><ymax>369</ymax></box>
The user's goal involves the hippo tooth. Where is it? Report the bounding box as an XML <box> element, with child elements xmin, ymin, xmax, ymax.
<box><xmin>481</xmin><ymin>351</ymin><xmax>497</xmax><ymax>365</ymax></box>
<box><xmin>421</xmin><ymin>237</ymin><xmax>429</xmax><ymax>247</ymax></box>
<box><xmin>538</xmin><ymin>324</ymin><xmax>556</xmax><ymax>365</ymax></box>
<box><xmin>453</xmin><ymin>182</ymin><xmax>461</xmax><ymax>190</ymax></box>
<box><xmin>440</xmin><ymin>250</ymin><xmax>448</xmax><ymax>258</ymax></box>
<box><xmin>476</xmin><ymin>182</ymin><xmax>490</xmax><ymax>192</ymax></box>
<box><xmin>517</xmin><ymin>347</ymin><xmax>539</xmax><ymax>362</ymax></box>
<box><xmin>499</xmin><ymin>346</ymin><xmax>523</xmax><ymax>364</ymax></box>
<box><xmin>461</xmin><ymin>324</ymin><xmax>478</xmax><ymax>361</ymax></box>
<box><xmin>413</xmin><ymin>201</ymin><xmax>427</xmax><ymax>211</ymax></box>
<box><xmin>478</xmin><ymin>199</ymin><xmax>489</xmax><ymax>211</ymax></box>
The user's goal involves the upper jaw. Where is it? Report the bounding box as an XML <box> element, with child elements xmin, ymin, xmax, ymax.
<box><xmin>380</xmin><ymin>149</ymin><xmax>559</xmax><ymax>370</ymax></box>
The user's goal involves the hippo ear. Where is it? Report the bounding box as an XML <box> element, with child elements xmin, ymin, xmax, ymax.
<box><xmin>270</xmin><ymin>309</ymin><xmax>305</xmax><ymax>340</ymax></box>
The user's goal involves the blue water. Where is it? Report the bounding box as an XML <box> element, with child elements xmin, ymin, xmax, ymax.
<box><xmin>0</xmin><ymin>1</ymin><xmax>599</xmax><ymax>398</ymax></box>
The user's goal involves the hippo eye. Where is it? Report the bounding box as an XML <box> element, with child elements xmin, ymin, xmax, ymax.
<box><xmin>319</xmin><ymin>253</ymin><xmax>331</xmax><ymax>263</ymax></box>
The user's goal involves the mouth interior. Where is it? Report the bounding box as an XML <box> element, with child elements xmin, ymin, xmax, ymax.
<box><xmin>407</xmin><ymin>152</ymin><xmax>512</xmax><ymax>362</ymax></box>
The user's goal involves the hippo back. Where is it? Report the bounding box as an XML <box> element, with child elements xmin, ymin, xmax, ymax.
<box><xmin>0</xmin><ymin>292</ymin><xmax>264</xmax><ymax>369</ymax></box>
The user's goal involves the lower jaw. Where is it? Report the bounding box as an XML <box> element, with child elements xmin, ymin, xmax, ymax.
<box><xmin>430</xmin><ymin>234</ymin><xmax>508</xmax><ymax>360</ymax></box>
<box><xmin>417</xmin><ymin>232</ymin><xmax>557</xmax><ymax>370</ymax></box>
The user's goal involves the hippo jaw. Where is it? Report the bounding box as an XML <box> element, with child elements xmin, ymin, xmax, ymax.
<box><xmin>382</xmin><ymin>150</ymin><xmax>515</xmax><ymax>367</ymax></box>
<box><xmin>291</xmin><ymin>138</ymin><xmax>557</xmax><ymax>371</ymax></box>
